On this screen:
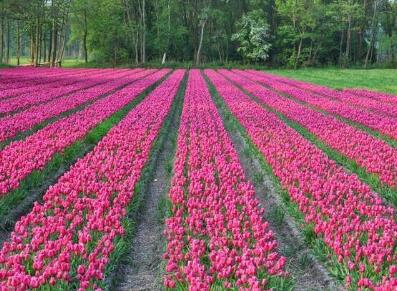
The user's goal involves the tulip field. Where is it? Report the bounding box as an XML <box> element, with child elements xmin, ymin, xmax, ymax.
<box><xmin>0</xmin><ymin>67</ymin><xmax>396</xmax><ymax>290</ymax></box>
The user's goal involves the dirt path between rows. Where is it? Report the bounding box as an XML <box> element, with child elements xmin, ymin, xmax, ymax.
<box><xmin>115</xmin><ymin>81</ymin><xmax>183</xmax><ymax>291</ymax></box>
<box><xmin>115</xmin><ymin>138</ymin><xmax>172</xmax><ymax>291</ymax></box>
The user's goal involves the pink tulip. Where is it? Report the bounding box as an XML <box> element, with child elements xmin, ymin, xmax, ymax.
<box><xmin>0</xmin><ymin>69</ymin><xmax>169</xmax><ymax>196</ymax></box>
<box><xmin>205</xmin><ymin>69</ymin><xmax>397</xmax><ymax>289</ymax></box>
<box><xmin>229</xmin><ymin>69</ymin><xmax>397</xmax><ymax>188</ymax></box>
<box><xmin>244</xmin><ymin>69</ymin><xmax>397</xmax><ymax>144</ymax></box>
<box><xmin>164</xmin><ymin>70</ymin><xmax>287</xmax><ymax>290</ymax></box>
<box><xmin>0</xmin><ymin>70</ymin><xmax>185</xmax><ymax>289</ymax></box>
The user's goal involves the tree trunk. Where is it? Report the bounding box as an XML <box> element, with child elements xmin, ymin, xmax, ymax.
<box><xmin>360</xmin><ymin>0</ymin><xmax>367</xmax><ymax>63</ymax></box>
<box><xmin>294</xmin><ymin>36</ymin><xmax>303</xmax><ymax>69</ymax></box>
<box><xmin>57</xmin><ymin>19</ymin><xmax>67</xmax><ymax>66</ymax></box>
<box><xmin>162</xmin><ymin>0</ymin><xmax>170</xmax><ymax>62</ymax></box>
<box><xmin>339</xmin><ymin>30</ymin><xmax>344</xmax><ymax>66</ymax></box>
<box><xmin>345</xmin><ymin>14</ymin><xmax>352</xmax><ymax>63</ymax></box>
<box><xmin>83</xmin><ymin>9</ymin><xmax>88</xmax><ymax>63</ymax></box>
<box><xmin>50</xmin><ymin>0</ymin><xmax>58</xmax><ymax>67</ymax></box>
<box><xmin>43</xmin><ymin>28</ymin><xmax>47</xmax><ymax>63</ymax></box>
<box><xmin>358</xmin><ymin>31</ymin><xmax>363</xmax><ymax>61</ymax></box>
<box><xmin>35</xmin><ymin>16</ymin><xmax>40</xmax><ymax>66</ymax></box>
<box><xmin>196</xmin><ymin>20</ymin><xmax>206</xmax><ymax>65</ymax></box>
<box><xmin>51</xmin><ymin>22</ymin><xmax>57</xmax><ymax>67</ymax></box>
<box><xmin>0</xmin><ymin>16</ymin><xmax>4</xmax><ymax>64</ymax></box>
<box><xmin>142</xmin><ymin>0</ymin><xmax>146</xmax><ymax>63</ymax></box>
<box><xmin>30</xmin><ymin>29</ymin><xmax>35</xmax><ymax>65</ymax></box>
<box><xmin>16</xmin><ymin>21</ymin><xmax>21</xmax><ymax>66</ymax></box>
<box><xmin>123</xmin><ymin>0</ymin><xmax>139</xmax><ymax>65</ymax></box>
<box><xmin>5</xmin><ymin>18</ymin><xmax>9</xmax><ymax>64</ymax></box>
<box><xmin>135</xmin><ymin>31</ymin><xmax>139</xmax><ymax>64</ymax></box>
<box><xmin>48</xmin><ymin>30</ymin><xmax>52</xmax><ymax>63</ymax></box>
<box><xmin>138</xmin><ymin>0</ymin><xmax>146</xmax><ymax>63</ymax></box>
<box><xmin>364</xmin><ymin>0</ymin><xmax>377</xmax><ymax>68</ymax></box>
<box><xmin>217</xmin><ymin>45</ymin><xmax>222</xmax><ymax>63</ymax></box>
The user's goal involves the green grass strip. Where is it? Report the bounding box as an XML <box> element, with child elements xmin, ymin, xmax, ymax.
<box><xmin>268</xmin><ymin>68</ymin><xmax>397</xmax><ymax>95</ymax></box>
<box><xmin>0</xmin><ymin>71</ymin><xmax>172</xmax><ymax>230</ymax></box>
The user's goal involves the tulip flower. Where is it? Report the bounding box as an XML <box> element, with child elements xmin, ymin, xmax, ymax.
<box><xmin>206</xmin><ymin>69</ymin><xmax>397</xmax><ymax>289</ymax></box>
<box><xmin>229</xmin><ymin>69</ymin><xmax>397</xmax><ymax>188</ymax></box>
<box><xmin>0</xmin><ymin>69</ymin><xmax>169</xmax><ymax>196</ymax></box>
<box><xmin>164</xmin><ymin>70</ymin><xmax>288</xmax><ymax>290</ymax></box>
<box><xmin>0</xmin><ymin>70</ymin><xmax>185</xmax><ymax>290</ymax></box>
<box><xmin>243</xmin><ymin>69</ymin><xmax>397</xmax><ymax>144</ymax></box>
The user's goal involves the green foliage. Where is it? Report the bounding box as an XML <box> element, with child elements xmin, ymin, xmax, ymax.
<box><xmin>232</xmin><ymin>10</ymin><xmax>272</xmax><ymax>62</ymax></box>
<box><xmin>1</xmin><ymin>0</ymin><xmax>397</xmax><ymax>67</ymax></box>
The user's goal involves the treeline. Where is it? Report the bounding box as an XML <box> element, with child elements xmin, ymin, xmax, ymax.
<box><xmin>0</xmin><ymin>0</ymin><xmax>396</xmax><ymax>68</ymax></box>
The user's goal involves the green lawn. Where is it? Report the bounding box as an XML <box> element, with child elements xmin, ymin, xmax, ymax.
<box><xmin>269</xmin><ymin>68</ymin><xmax>397</xmax><ymax>95</ymax></box>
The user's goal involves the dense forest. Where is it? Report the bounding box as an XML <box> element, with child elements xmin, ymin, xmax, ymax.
<box><xmin>0</xmin><ymin>0</ymin><xmax>396</xmax><ymax>68</ymax></box>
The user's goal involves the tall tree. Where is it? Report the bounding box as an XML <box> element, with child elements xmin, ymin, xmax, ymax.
<box><xmin>232</xmin><ymin>9</ymin><xmax>272</xmax><ymax>63</ymax></box>
<box><xmin>0</xmin><ymin>0</ymin><xmax>396</xmax><ymax>68</ymax></box>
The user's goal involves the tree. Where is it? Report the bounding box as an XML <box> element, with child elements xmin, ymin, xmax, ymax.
<box><xmin>0</xmin><ymin>0</ymin><xmax>396</xmax><ymax>68</ymax></box>
<box><xmin>364</xmin><ymin>0</ymin><xmax>379</xmax><ymax>68</ymax></box>
<box><xmin>70</xmin><ymin>0</ymin><xmax>91</xmax><ymax>63</ymax></box>
<box><xmin>232</xmin><ymin>10</ymin><xmax>272</xmax><ymax>62</ymax></box>
<box><xmin>196</xmin><ymin>6</ymin><xmax>209</xmax><ymax>65</ymax></box>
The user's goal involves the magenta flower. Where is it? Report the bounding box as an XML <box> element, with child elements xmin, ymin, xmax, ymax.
<box><xmin>206</xmin><ymin>69</ymin><xmax>397</xmax><ymax>289</ymax></box>
<box><xmin>164</xmin><ymin>70</ymin><xmax>287</xmax><ymax>290</ymax></box>
<box><xmin>0</xmin><ymin>70</ymin><xmax>185</xmax><ymax>290</ymax></box>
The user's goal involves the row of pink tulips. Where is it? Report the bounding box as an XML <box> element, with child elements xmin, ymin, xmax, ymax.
<box><xmin>244</xmin><ymin>70</ymin><xmax>397</xmax><ymax>143</ymax></box>
<box><xmin>0</xmin><ymin>69</ymin><xmax>129</xmax><ymax>114</ymax></box>
<box><xmin>0</xmin><ymin>67</ymin><xmax>69</xmax><ymax>81</ymax></box>
<box><xmin>224</xmin><ymin>69</ymin><xmax>397</xmax><ymax>189</ymax></box>
<box><xmin>0</xmin><ymin>67</ymin><xmax>102</xmax><ymax>80</ymax></box>
<box><xmin>0</xmin><ymin>69</ymin><xmax>150</xmax><ymax>143</ymax></box>
<box><xmin>164</xmin><ymin>70</ymin><xmax>287</xmax><ymax>290</ymax></box>
<box><xmin>248</xmin><ymin>70</ymin><xmax>397</xmax><ymax>118</ymax></box>
<box><xmin>344</xmin><ymin>88</ymin><xmax>397</xmax><ymax>106</ymax></box>
<box><xmin>206</xmin><ymin>69</ymin><xmax>397</xmax><ymax>290</ymax></box>
<box><xmin>0</xmin><ymin>68</ymin><xmax>94</xmax><ymax>92</ymax></box>
<box><xmin>0</xmin><ymin>69</ymin><xmax>169</xmax><ymax>195</ymax></box>
<box><xmin>0</xmin><ymin>67</ymin><xmax>77</xmax><ymax>78</ymax></box>
<box><xmin>0</xmin><ymin>68</ymin><xmax>91</xmax><ymax>99</ymax></box>
<box><xmin>0</xmin><ymin>70</ymin><xmax>185</xmax><ymax>290</ymax></box>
